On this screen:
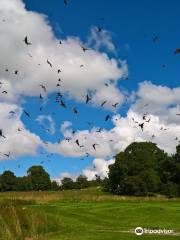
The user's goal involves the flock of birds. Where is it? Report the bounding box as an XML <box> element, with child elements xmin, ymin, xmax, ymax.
<box><xmin>0</xmin><ymin>0</ymin><xmax>180</xmax><ymax>169</ymax></box>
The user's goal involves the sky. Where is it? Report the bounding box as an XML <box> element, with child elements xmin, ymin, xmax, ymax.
<box><xmin>0</xmin><ymin>0</ymin><xmax>180</xmax><ymax>181</ymax></box>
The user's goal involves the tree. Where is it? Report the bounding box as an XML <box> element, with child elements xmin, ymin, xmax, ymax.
<box><xmin>61</xmin><ymin>177</ymin><xmax>75</xmax><ymax>190</ymax></box>
<box><xmin>0</xmin><ymin>171</ymin><xmax>17</xmax><ymax>191</ymax></box>
<box><xmin>107</xmin><ymin>142</ymin><xmax>170</xmax><ymax>196</ymax></box>
<box><xmin>75</xmin><ymin>175</ymin><xmax>89</xmax><ymax>189</ymax></box>
<box><xmin>51</xmin><ymin>180</ymin><xmax>59</xmax><ymax>190</ymax></box>
<box><xmin>27</xmin><ymin>166</ymin><xmax>51</xmax><ymax>191</ymax></box>
<box><xmin>16</xmin><ymin>176</ymin><xmax>32</xmax><ymax>191</ymax></box>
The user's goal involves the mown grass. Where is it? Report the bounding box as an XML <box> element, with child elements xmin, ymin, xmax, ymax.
<box><xmin>0</xmin><ymin>188</ymin><xmax>179</xmax><ymax>240</ymax></box>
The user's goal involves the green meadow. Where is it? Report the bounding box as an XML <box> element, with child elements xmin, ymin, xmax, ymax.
<box><xmin>0</xmin><ymin>188</ymin><xmax>179</xmax><ymax>240</ymax></box>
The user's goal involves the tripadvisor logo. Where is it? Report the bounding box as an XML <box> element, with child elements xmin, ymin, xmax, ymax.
<box><xmin>135</xmin><ymin>227</ymin><xmax>174</xmax><ymax>236</ymax></box>
<box><xmin>135</xmin><ymin>227</ymin><xmax>144</xmax><ymax>235</ymax></box>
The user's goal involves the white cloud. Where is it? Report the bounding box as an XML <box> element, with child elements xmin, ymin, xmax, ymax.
<box><xmin>0</xmin><ymin>0</ymin><xmax>127</xmax><ymax>106</ymax></box>
<box><xmin>83</xmin><ymin>158</ymin><xmax>115</xmax><ymax>180</ymax></box>
<box><xmin>132</xmin><ymin>81</ymin><xmax>180</xmax><ymax>124</ymax></box>
<box><xmin>0</xmin><ymin>102</ymin><xmax>42</xmax><ymax>160</ymax></box>
<box><xmin>46</xmin><ymin>82</ymin><xmax>180</xmax><ymax>158</ymax></box>
<box><xmin>54</xmin><ymin>158</ymin><xmax>115</xmax><ymax>183</ymax></box>
<box><xmin>36</xmin><ymin>115</ymin><xmax>55</xmax><ymax>134</ymax></box>
<box><xmin>87</xmin><ymin>26</ymin><xmax>116</xmax><ymax>53</ymax></box>
<box><xmin>0</xmin><ymin>0</ymin><xmax>128</xmax><ymax>160</ymax></box>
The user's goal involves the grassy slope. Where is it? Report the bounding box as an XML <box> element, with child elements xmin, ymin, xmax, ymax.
<box><xmin>0</xmin><ymin>188</ymin><xmax>180</xmax><ymax>240</ymax></box>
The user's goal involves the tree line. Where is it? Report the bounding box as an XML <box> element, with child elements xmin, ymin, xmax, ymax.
<box><xmin>0</xmin><ymin>165</ymin><xmax>102</xmax><ymax>192</ymax></box>
<box><xmin>0</xmin><ymin>142</ymin><xmax>179</xmax><ymax>196</ymax></box>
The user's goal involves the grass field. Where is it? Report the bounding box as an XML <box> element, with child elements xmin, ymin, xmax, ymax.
<box><xmin>0</xmin><ymin>188</ymin><xmax>179</xmax><ymax>240</ymax></box>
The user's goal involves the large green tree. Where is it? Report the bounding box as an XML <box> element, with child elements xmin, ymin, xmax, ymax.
<box><xmin>0</xmin><ymin>171</ymin><xmax>17</xmax><ymax>191</ymax></box>
<box><xmin>61</xmin><ymin>177</ymin><xmax>75</xmax><ymax>190</ymax></box>
<box><xmin>27</xmin><ymin>166</ymin><xmax>51</xmax><ymax>191</ymax></box>
<box><xmin>107</xmin><ymin>142</ymin><xmax>171</xmax><ymax>196</ymax></box>
<box><xmin>75</xmin><ymin>175</ymin><xmax>89</xmax><ymax>189</ymax></box>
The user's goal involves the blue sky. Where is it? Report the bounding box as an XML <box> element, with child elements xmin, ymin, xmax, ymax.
<box><xmin>0</xmin><ymin>0</ymin><xmax>180</xmax><ymax>180</ymax></box>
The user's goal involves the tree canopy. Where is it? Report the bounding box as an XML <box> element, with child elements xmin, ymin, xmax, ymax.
<box><xmin>106</xmin><ymin>142</ymin><xmax>180</xmax><ymax>196</ymax></box>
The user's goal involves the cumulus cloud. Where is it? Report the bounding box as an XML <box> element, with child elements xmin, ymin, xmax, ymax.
<box><xmin>0</xmin><ymin>102</ymin><xmax>42</xmax><ymax>160</ymax></box>
<box><xmin>87</xmin><ymin>26</ymin><xmax>116</xmax><ymax>53</ymax></box>
<box><xmin>132</xmin><ymin>81</ymin><xmax>180</xmax><ymax>124</ymax></box>
<box><xmin>82</xmin><ymin>158</ymin><xmax>115</xmax><ymax>180</ymax></box>
<box><xmin>0</xmin><ymin>0</ymin><xmax>128</xmax><ymax>160</ymax></box>
<box><xmin>46</xmin><ymin>81</ymin><xmax>180</xmax><ymax>158</ymax></box>
<box><xmin>36</xmin><ymin>115</ymin><xmax>55</xmax><ymax>134</ymax></box>
<box><xmin>54</xmin><ymin>158</ymin><xmax>115</xmax><ymax>183</ymax></box>
<box><xmin>0</xmin><ymin>0</ymin><xmax>127</xmax><ymax>105</ymax></box>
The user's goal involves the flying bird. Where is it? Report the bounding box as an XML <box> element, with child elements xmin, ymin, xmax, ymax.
<box><xmin>92</xmin><ymin>143</ymin><xmax>99</xmax><ymax>150</ymax></box>
<box><xmin>9</xmin><ymin>111</ymin><xmax>16</xmax><ymax>115</ymax></box>
<box><xmin>96</xmin><ymin>128</ymin><xmax>102</xmax><ymax>133</ymax></box>
<box><xmin>75</xmin><ymin>139</ymin><xmax>80</xmax><ymax>146</ymax></box>
<box><xmin>0</xmin><ymin>129</ymin><xmax>5</xmax><ymax>138</ymax></box>
<box><xmin>81</xmin><ymin>45</ymin><xmax>90</xmax><ymax>52</ymax></box>
<box><xmin>23</xmin><ymin>110</ymin><xmax>31</xmax><ymax>118</ymax></box>
<box><xmin>174</xmin><ymin>49</ymin><xmax>180</xmax><ymax>54</ymax></box>
<box><xmin>152</xmin><ymin>35</ymin><xmax>159</xmax><ymax>42</ymax></box>
<box><xmin>60</xmin><ymin>100</ymin><xmax>67</xmax><ymax>108</ymax></box>
<box><xmin>72</xmin><ymin>107</ymin><xmax>78</xmax><ymax>114</ymax></box>
<box><xmin>112</xmin><ymin>103</ymin><xmax>119</xmax><ymax>108</ymax></box>
<box><xmin>23</xmin><ymin>36</ymin><xmax>32</xmax><ymax>45</ymax></box>
<box><xmin>64</xmin><ymin>0</ymin><xmax>69</xmax><ymax>5</ymax></box>
<box><xmin>139</xmin><ymin>122</ymin><xmax>145</xmax><ymax>131</ymax></box>
<box><xmin>105</xmin><ymin>115</ymin><xmax>110</xmax><ymax>121</ymax></box>
<box><xmin>40</xmin><ymin>84</ymin><xmax>47</xmax><ymax>92</ymax></box>
<box><xmin>96</xmin><ymin>26</ymin><xmax>102</xmax><ymax>32</ymax></box>
<box><xmin>4</xmin><ymin>152</ymin><xmax>10</xmax><ymax>158</ymax></box>
<box><xmin>86</xmin><ymin>94</ymin><xmax>91</xmax><ymax>104</ymax></box>
<box><xmin>47</xmin><ymin>59</ymin><xmax>52</xmax><ymax>67</ymax></box>
<box><xmin>101</xmin><ymin>101</ymin><xmax>107</xmax><ymax>107</ymax></box>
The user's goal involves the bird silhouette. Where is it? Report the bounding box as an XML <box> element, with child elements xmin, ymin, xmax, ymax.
<box><xmin>112</xmin><ymin>103</ymin><xmax>118</xmax><ymax>108</ymax></box>
<box><xmin>86</xmin><ymin>94</ymin><xmax>91</xmax><ymax>104</ymax></box>
<box><xmin>105</xmin><ymin>115</ymin><xmax>110</xmax><ymax>121</ymax></box>
<box><xmin>72</xmin><ymin>107</ymin><xmax>78</xmax><ymax>114</ymax></box>
<box><xmin>47</xmin><ymin>59</ymin><xmax>52</xmax><ymax>67</ymax></box>
<box><xmin>75</xmin><ymin>139</ymin><xmax>80</xmax><ymax>146</ymax></box>
<box><xmin>101</xmin><ymin>101</ymin><xmax>107</xmax><ymax>107</ymax></box>
<box><xmin>0</xmin><ymin>129</ymin><xmax>5</xmax><ymax>138</ymax></box>
<box><xmin>139</xmin><ymin>122</ymin><xmax>145</xmax><ymax>131</ymax></box>
<box><xmin>96</xmin><ymin>128</ymin><xmax>102</xmax><ymax>133</ymax></box>
<box><xmin>40</xmin><ymin>84</ymin><xmax>47</xmax><ymax>92</ymax></box>
<box><xmin>4</xmin><ymin>152</ymin><xmax>10</xmax><ymax>157</ymax></box>
<box><xmin>23</xmin><ymin>36</ymin><xmax>32</xmax><ymax>45</ymax></box>
<box><xmin>60</xmin><ymin>100</ymin><xmax>67</xmax><ymax>108</ymax></box>
<box><xmin>174</xmin><ymin>49</ymin><xmax>180</xmax><ymax>54</ymax></box>
<box><xmin>23</xmin><ymin>110</ymin><xmax>31</xmax><ymax>118</ymax></box>
<box><xmin>64</xmin><ymin>0</ymin><xmax>69</xmax><ymax>5</ymax></box>
<box><xmin>152</xmin><ymin>35</ymin><xmax>159</xmax><ymax>42</ymax></box>
<box><xmin>81</xmin><ymin>45</ymin><xmax>90</xmax><ymax>52</ymax></box>
<box><xmin>96</xmin><ymin>26</ymin><xmax>102</xmax><ymax>32</ymax></box>
<box><xmin>92</xmin><ymin>143</ymin><xmax>99</xmax><ymax>150</ymax></box>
